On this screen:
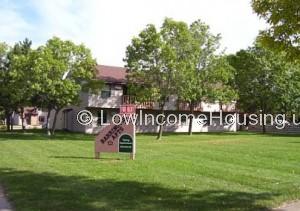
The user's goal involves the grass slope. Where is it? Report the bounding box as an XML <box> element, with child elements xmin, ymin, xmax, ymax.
<box><xmin>0</xmin><ymin>131</ymin><xmax>299</xmax><ymax>210</ymax></box>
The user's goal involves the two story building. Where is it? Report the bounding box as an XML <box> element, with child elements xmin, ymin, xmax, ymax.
<box><xmin>50</xmin><ymin>65</ymin><xmax>237</xmax><ymax>134</ymax></box>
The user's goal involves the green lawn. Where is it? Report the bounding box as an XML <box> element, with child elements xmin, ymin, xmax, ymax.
<box><xmin>0</xmin><ymin>131</ymin><xmax>299</xmax><ymax>211</ymax></box>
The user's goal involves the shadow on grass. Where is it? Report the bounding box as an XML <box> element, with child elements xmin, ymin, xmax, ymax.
<box><xmin>1</xmin><ymin>129</ymin><xmax>299</xmax><ymax>143</ymax></box>
<box><xmin>49</xmin><ymin>156</ymin><xmax>96</xmax><ymax>160</ymax></box>
<box><xmin>0</xmin><ymin>168</ymin><xmax>275</xmax><ymax>211</ymax></box>
<box><xmin>138</xmin><ymin>131</ymin><xmax>300</xmax><ymax>138</ymax></box>
<box><xmin>48</xmin><ymin>156</ymin><xmax>124</xmax><ymax>160</ymax></box>
<box><xmin>137</xmin><ymin>131</ymin><xmax>254</xmax><ymax>137</ymax></box>
<box><xmin>262</xmin><ymin>133</ymin><xmax>300</xmax><ymax>138</ymax></box>
<box><xmin>0</xmin><ymin>130</ymin><xmax>94</xmax><ymax>141</ymax></box>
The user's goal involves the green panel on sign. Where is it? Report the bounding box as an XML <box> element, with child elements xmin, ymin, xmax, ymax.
<box><xmin>119</xmin><ymin>134</ymin><xmax>133</xmax><ymax>153</ymax></box>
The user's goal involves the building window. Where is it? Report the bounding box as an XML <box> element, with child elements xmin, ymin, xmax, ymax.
<box><xmin>101</xmin><ymin>85</ymin><xmax>111</xmax><ymax>98</ymax></box>
<box><xmin>180</xmin><ymin>115</ymin><xmax>187</xmax><ymax>124</ymax></box>
<box><xmin>101</xmin><ymin>90</ymin><xmax>111</xmax><ymax>98</ymax></box>
<box><xmin>39</xmin><ymin>116</ymin><xmax>45</xmax><ymax>123</ymax></box>
<box><xmin>97</xmin><ymin>110</ymin><xmax>107</xmax><ymax>125</ymax></box>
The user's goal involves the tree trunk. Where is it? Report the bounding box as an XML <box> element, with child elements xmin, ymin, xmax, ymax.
<box><xmin>157</xmin><ymin>124</ymin><xmax>164</xmax><ymax>140</ymax></box>
<box><xmin>50</xmin><ymin>109</ymin><xmax>60</xmax><ymax>135</ymax></box>
<box><xmin>219</xmin><ymin>102</ymin><xmax>223</xmax><ymax>112</ymax></box>
<box><xmin>5</xmin><ymin>111</ymin><xmax>10</xmax><ymax>132</ymax></box>
<box><xmin>20</xmin><ymin>107</ymin><xmax>25</xmax><ymax>132</ymax></box>
<box><xmin>188</xmin><ymin>101</ymin><xmax>194</xmax><ymax>135</ymax></box>
<box><xmin>10</xmin><ymin>114</ymin><xmax>13</xmax><ymax>131</ymax></box>
<box><xmin>46</xmin><ymin>108</ymin><xmax>51</xmax><ymax>136</ymax></box>
<box><xmin>156</xmin><ymin>107</ymin><xmax>165</xmax><ymax>140</ymax></box>
<box><xmin>262</xmin><ymin>109</ymin><xmax>266</xmax><ymax>133</ymax></box>
<box><xmin>262</xmin><ymin>122</ymin><xmax>266</xmax><ymax>133</ymax></box>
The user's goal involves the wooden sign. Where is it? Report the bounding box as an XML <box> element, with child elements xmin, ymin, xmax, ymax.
<box><xmin>95</xmin><ymin>120</ymin><xmax>136</xmax><ymax>159</ymax></box>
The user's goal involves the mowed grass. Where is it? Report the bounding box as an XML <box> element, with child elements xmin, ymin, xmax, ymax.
<box><xmin>0</xmin><ymin>131</ymin><xmax>299</xmax><ymax>210</ymax></box>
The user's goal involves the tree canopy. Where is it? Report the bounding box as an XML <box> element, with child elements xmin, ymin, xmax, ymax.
<box><xmin>0</xmin><ymin>39</ymin><xmax>38</xmax><ymax>131</ymax></box>
<box><xmin>0</xmin><ymin>37</ymin><xmax>102</xmax><ymax>135</ymax></box>
<box><xmin>177</xmin><ymin>20</ymin><xmax>236</xmax><ymax>135</ymax></box>
<box><xmin>125</xmin><ymin>18</ymin><xmax>237</xmax><ymax>138</ymax></box>
<box><xmin>252</xmin><ymin>0</ymin><xmax>300</xmax><ymax>60</ymax></box>
<box><xmin>32</xmin><ymin>37</ymin><xmax>102</xmax><ymax>135</ymax></box>
<box><xmin>228</xmin><ymin>44</ymin><xmax>300</xmax><ymax>132</ymax></box>
<box><xmin>125</xmin><ymin>18</ymin><xmax>184</xmax><ymax>139</ymax></box>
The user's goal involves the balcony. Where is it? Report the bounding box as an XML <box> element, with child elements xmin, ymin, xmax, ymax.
<box><xmin>122</xmin><ymin>95</ymin><xmax>135</xmax><ymax>104</ymax></box>
<box><xmin>178</xmin><ymin>101</ymin><xmax>236</xmax><ymax>112</ymax></box>
<box><xmin>137</xmin><ymin>101</ymin><xmax>155</xmax><ymax>109</ymax></box>
<box><xmin>178</xmin><ymin>101</ymin><xmax>203</xmax><ymax>111</ymax></box>
<box><xmin>121</xmin><ymin>96</ymin><xmax>236</xmax><ymax>112</ymax></box>
<box><xmin>122</xmin><ymin>95</ymin><xmax>155</xmax><ymax>109</ymax></box>
<box><xmin>220</xmin><ymin>104</ymin><xmax>236</xmax><ymax>112</ymax></box>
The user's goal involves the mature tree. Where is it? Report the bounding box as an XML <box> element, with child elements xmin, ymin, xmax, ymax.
<box><xmin>8</xmin><ymin>38</ymin><xmax>35</xmax><ymax>131</ymax></box>
<box><xmin>125</xmin><ymin>18</ymin><xmax>237</xmax><ymax>138</ymax></box>
<box><xmin>177</xmin><ymin>20</ymin><xmax>237</xmax><ymax>135</ymax></box>
<box><xmin>0</xmin><ymin>39</ymin><xmax>35</xmax><ymax>131</ymax></box>
<box><xmin>0</xmin><ymin>42</ymin><xmax>12</xmax><ymax>131</ymax></box>
<box><xmin>125</xmin><ymin>18</ymin><xmax>188</xmax><ymax>140</ymax></box>
<box><xmin>275</xmin><ymin>62</ymin><xmax>300</xmax><ymax>117</ymax></box>
<box><xmin>228</xmin><ymin>45</ymin><xmax>289</xmax><ymax>133</ymax></box>
<box><xmin>205</xmin><ymin>56</ymin><xmax>237</xmax><ymax>111</ymax></box>
<box><xmin>252</xmin><ymin>0</ymin><xmax>300</xmax><ymax>60</ymax></box>
<box><xmin>32</xmin><ymin>37</ymin><xmax>101</xmax><ymax>135</ymax></box>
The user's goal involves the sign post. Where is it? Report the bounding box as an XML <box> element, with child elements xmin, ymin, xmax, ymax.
<box><xmin>95</xmin><ymin>104</ymin><xmax>136</xmax><ymax>160</ymax></box>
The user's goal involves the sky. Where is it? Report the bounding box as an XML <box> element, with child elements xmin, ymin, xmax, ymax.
<box><xmin>0</xmin><ymin>0</ymin><xmax>267</xmax><ymax>66</ymax></box>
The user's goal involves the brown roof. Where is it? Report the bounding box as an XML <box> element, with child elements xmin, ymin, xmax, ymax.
<box><xmin>95</xmin><ymin>65</ymin><xmax>127</xmax><ymax>84</ymax></box>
